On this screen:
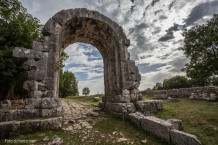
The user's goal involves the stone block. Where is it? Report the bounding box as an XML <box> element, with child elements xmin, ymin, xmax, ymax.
<box><xmin>25</xmin><ymin>98</ymin><xmax>42</xmax><ymax>109</ymax></box>
<box><xmin>141</xmin><ymin>116</ymin><xmax>173</xmax><ymax>141</ymax></box>
<box><xmin>32</xmin><ymin>41</ymin><xmax>46</xmax><ymax>52</ymax></box>
<box><xmin>105</xmin><ymin>103</ymin><xmax>136</xmax><ymax>114</ymax></box>
<box><xmin>128</xmin><ymin>112</ymin><xmax>145</xmax><ymax>128</ymax></box>
<box><xmin>130</xmin><ymin>89</ymin><xmax>139</xmax><ymax>94</ymax></box>
<box><xmin>130</xmin><ymin>94</ymin><xmax>138</xmax><ymax>102</ymax></box>
<box><xmin>167</xmin><ymin>119</ymin><xmax>182</xmax><ymax>130</ymax></box>
<box><xmin>41</xmin><ymin>98</ymin><xmax>58</xmax><ymax>109</ymax></box>
<box><xmin>46</xmin><ymin>90</ymin><xmax>55</xmax><ymax>98</ymax></box>
<box><xmin>52</xmin><ymin>10</ymin><xmax>71</xmax><ymax>26</ymax></box>
<box><xmin>134</xmin><ymin>100</ymin><xmax>163</xmax><ymax>115</ymax></box>
<box><xmin>17</xmin><ymin>109</ymin><xmax>40</xmax><ymax>120</ymax></box>
<box><xmin>23</xmin><ymin>59</ymin><xmax>37</xmax><ymax>70</ymax></box>
<box><xmin>138</xmin><ymin>93</ymin><xmax>143</xmax><ymax>100</ymax></box>
<box><xmin>38</xmin><ymin>82</ymin><xmax>47</xmax><ymax>91</ymax></box>
<box><xmin>0</xmin><ymin>111</ymin><xmax>5</xmax><ymax>122</ymax></box>
<box><xmin>153</xmin><ymin>94</ymin><xmax>168</xmax><ymax>99</ymax></box>
<box><xmin>122</xmin><ymin>89</ymin><xmax>130</xmax><ymax>95</ymax></box>
<box><xmin>42</xmin><ymin>18</ymin><xmax>61</xmax><ymax>35</ymax></box>
<box><xmin>13</xmin><ymin>47</ymin><xmax>47</xmax><ymax>60</ymax></box>
<box><xmin>0</xmin><ymin>117</ymin><xmax>62</xmax><ymax>139</ymax></box>
<box><xmin>36</xmin><ymin>58</ymin><xmax>48</xmax><ymax>70</ymax></box>
<box><xmin>45</xmin><ymin>77</ymin><xmax>55</xmax><ymax>90</ymax></box>
<box><xmin>40</xmin><ymin>117</ymin><xmax>62</xmax><ymax>130</ymax></box>
<box><xmin>20</xmin><ymin>119</ymin><xmax>41</xmax><ymax>134</ymax></box>
<box><xmin>110</xmin><ymin>95</ymin><xmax>131</xmax><ymax>103</ymax></box>
<box><xmin>23</xmin><ymin>80</ymin><xmax>38</xmax><ymax>91</ymax></box>
<box><xmin>120</xmin><ymin>95</ymin><xmax>131</xmax><ymax>103</ymax></box>
<box><xmin>210</xmin><ymin>93</ymin><xmax>218</xmax><ymax>101</ymax></box>
<box><xmin>5</xmin><ymin>110</ymin><xmax>17</xmax><ymax>121</ymax></box>
<box><xmin>0</xmin><ymin>121</ymin><xmax>20</xmax><ymax>139</ymax></box>
<box><xmin>170</xmin><ymin>129</ymin><xmax>201</xmax><ymax>145</ymax></box>
<box><xmin>41</xmin><ymin>107</ymin><xmax>62</xmax><ymax>117</ymax></box>
<box><xmin>29</xmin><ymin>90</ymin><xmax>45</xmax><ymax>98</ymax></box>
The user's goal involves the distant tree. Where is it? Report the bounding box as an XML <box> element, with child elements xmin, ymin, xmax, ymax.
<box><xmin>59</xmin><ymin>70</ymin><xmax>78</xmax><ymax>98</ymax></box>
<box><xmin>163</xmin><ymin>76</ymin><xmax>191</xmax><ymax>89</ymax></box>
<box><xmin>0</xmin><ymin>0</ymin><xmax>41</xmax><ymax>100</ymax></box>
<box><xmin>212</xmin><ymin>76</ymin><xmax>218</xmax><ymax>86</ymax></box>
<box><xmin>152</xmin><ymin>82</ymin><xmax>163</xmax><ymax>90</ymax></box>
<box><xmin>59</xmin><ymin>51</ymin><xmax>78</xmax><ymax>98</ymax></box>
<box><xmin>82</xmin><ymin>87</ymin><xmax>90</xmax><ymax>96</ymax></box>
<box><xmin>183</xmin><ymin>14</ymin><xmax>218</xmax><ymax>86</ymax></box>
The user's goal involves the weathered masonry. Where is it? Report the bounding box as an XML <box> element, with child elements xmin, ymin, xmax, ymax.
<box><xmin>13</xmin><ymin>8</ymin><xmax>141</xmax><ymax>116</ymax></box>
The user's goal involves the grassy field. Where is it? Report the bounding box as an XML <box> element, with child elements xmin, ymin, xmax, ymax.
<box><xmin>144</xmin><ymin>97</ymin><xmax>218</xmax><ymax>145</ymax></box>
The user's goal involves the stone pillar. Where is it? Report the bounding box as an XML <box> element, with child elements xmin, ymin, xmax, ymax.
<box><xmin>13</xmin><ymin>41</ymin><xmax>62</xmax><ymax>118</ymax></box>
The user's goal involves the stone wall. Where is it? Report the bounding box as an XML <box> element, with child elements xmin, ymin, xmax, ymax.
<box><xmin>141</xmin><ymin>86</ymin><xmax>218</xmax><ymax>101</ymax></box>
<box><xmin>128</xmin><ymin>112</ymin><xmax>201</xmax><ymax>145</ymax></box>
<box><xmin>0</xmin><ymin>117</ymin><xmax>62</xmax><ymax>139</ymax></box>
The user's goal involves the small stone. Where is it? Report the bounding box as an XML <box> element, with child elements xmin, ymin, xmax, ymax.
<box><xmin>141</xmin><ymin>139</ymin><xmax>147</xmax><ymax>144</ymax></box>
<box><xmin>167</xmin><ymin>97</ymin><xmax>179</xmax><ymax>102</ymax></box>
<box><xmin>117</xmin><ymin>137</ymin><xmax>128</xmax><ymax>142</ymax></box>
<box><xmin>68</xmin><ymin>117</ymin><xmax>75</xmax><ymax>124</ymax></box>
<box><xmin>43</xmin><ymin>136</ymin><xmax>49</xmax><ymax>142</ymax></box>
<box><xmin>63</xmin><ymin>126</ymin><xmax>73</xmax><ymax>131</ymax></box>
<box><xmin>210</xmin><ymin>93</ymin><xmax>218</xmax><ymax>101</ymax></box>
<box><xmin>73</xmin><ymin>124</ymin><xmax>82</xmax><ymax>130</ymax></box>
<box><xmin>89</xmin><ymin>111</ymin><xmax>100</xmax><ymax>117</ymax></box>
<box><xmin>93</xmin><ymin>107</ymin><xmax>101</xmax><ymax>112</ymax></box>
<box><xmin>94</xmin><ymin>97</ymin><xmax>100</xmax><ymax>102</ymax></box>
<box><xmin>47</xmin><ymin>136</ymin><xmax>63</xmax><ymax>145</ymax></box>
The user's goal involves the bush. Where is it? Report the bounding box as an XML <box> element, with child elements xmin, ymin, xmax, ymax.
<box><xmin>163</xmin><ymin>76</ymin><xmax>191</xmax><ymax>89</ymax></box>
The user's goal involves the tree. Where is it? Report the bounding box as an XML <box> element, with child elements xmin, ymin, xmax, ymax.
<box><xmin>152</xmin><ymin>82</ymin><xmax>163</xmax><ymax>90</ymax></box>
<box><xmin>59</xmin><ymin>71</ymin><xmax>78</xmax><ymax>98</ymax></box>
<box><xmin>183</xmin><ymin>14</ymin><xmax>218</xmax><ymax>86</ymax></box>
<box><xmin>82</xmin><ymin>87</ymin><xmax>90</xmax><ymax>96</ymax></box>
<box><xmin>59</xmin><ymin>51</ymin><xmax>78</xmax><ymax>98</ymax></box>
<box><xmin>0</xmin><ymin>0</ymin><xmax>41</xmax><ymax>100</ymax></box>
<box><xmin>212</xmin><ymin>76</ymin><xmax>218</xmax><ymax>86</ymax></box>
<box><xmin>163</xmin><ymin>76</ymin><xmax>191</xmax><ymax>89</ymax></box>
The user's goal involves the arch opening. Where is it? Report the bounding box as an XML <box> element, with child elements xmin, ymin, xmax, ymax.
<box><xmin>55</xmin><ymin>16</ymin><xmax>123</xmax><ymax>102</ymax></box>
<box><xmin>63</xmin><ymin>42</ymin><xmax>104</xmax><ymax>96</ymax></box>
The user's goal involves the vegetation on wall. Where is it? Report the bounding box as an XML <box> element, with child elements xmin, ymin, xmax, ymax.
<box><xmin>0</xmin><ymin>0</ymin><xmax>41</xmax><ymax>100</ymax></box>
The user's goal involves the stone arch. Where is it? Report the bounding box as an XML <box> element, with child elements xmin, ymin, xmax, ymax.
<box><xmin>13</xmin><ymin>8</ymin><xmax>141</xmax><ymax>116</ymax></box>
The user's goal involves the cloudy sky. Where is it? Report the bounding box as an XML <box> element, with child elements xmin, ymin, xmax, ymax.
<box><xmin>19</xmin><ymin>0</ymin><xmax>218</xmax><ymax>95</ymax></box>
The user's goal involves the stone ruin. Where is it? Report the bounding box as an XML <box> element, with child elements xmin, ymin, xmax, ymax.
<box><xmin>12</xmin><ymin>8</ymin><xmax>141</xmax><ymax>117</ymax></box>
<box><xmin>0</xmin><ymin>8</ymin><xmax>202</xmax><ymax>145</ymax></box>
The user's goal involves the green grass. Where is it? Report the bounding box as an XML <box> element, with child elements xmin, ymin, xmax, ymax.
<box><xmin>94</xmin><ymin>112</ymin><xmax>172</xmax><ymax>145</ymax></box>
<box><xmin>146</xmin><ymin>97</ymin><xmax>218</xmax><ymax>145</ymax></box>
